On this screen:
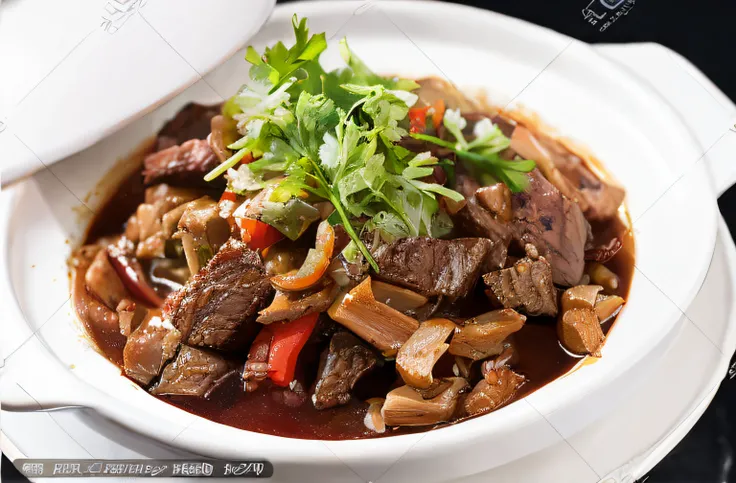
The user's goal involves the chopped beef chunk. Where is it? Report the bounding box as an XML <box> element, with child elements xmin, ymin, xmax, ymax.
<box><xmin>85</xmin><ymin>248</ymin><xmax>129</xmax><ymax>309</ymax></box>
<box><xmin>464</xmin><ymin>366</ymin><xmax>525</xmax><ymax>416</ymax></box>
<box><xmin>313</xmin><ymin>331</ymin><xmax>378</xmax><ymax>410</ymax></box>
<box><xmin>510</xmin><ymin>170</ymin><xmax>590</xmax><ymax>286</ymax></box>
<box><xmin>547</xmin><ymin>141</ymin><xmax>625</xmax><ymax>221</ymax></box>
<box><xmin>156</xmin><ymin>102</ymin><xmax>221</xmax><ymax>151</ymax></box>
<box><xmin>164</xmin><ymin>239</ymin><xmax>274</xmax><ymax>351</ymax></box>
<box><xmin>142</xmin><ymin>139</ymin><xmax>222</xmax><ymax>188</ymax></box>
<box><xmin>372</xmin><ymin>237</ymin><xmax>494</xmax><ymax>299</ymax></box>
<box><xmin>452</xmin><ymin>173</ymin><xmax>510</xmax><ymax>270</ymax></box>
<box><xmin>123</xmin><ymin>312</ymin><xmax>181</xmax><ymax>385</ymax></box>
<box><xmin>510</xmin><ymin>125</ymin><xmax>625</xmax><ymax>221</ymax></box>
<box><xmin>151</xmin><ymin>345</ymin><xmax>235</xmax><ymax>397</ymax></box>
<box><xmin>483</xmin><ymin>244</ymin><xmax>558</xmax><ymax>316</ymax></box>
<box><xmin>72</xmin><ymin>246</ymin><xmax>123</xmax><ymax>346</ymax></box>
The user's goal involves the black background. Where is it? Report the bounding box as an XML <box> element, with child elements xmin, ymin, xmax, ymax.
<box><xmin>3</xmin><ymin>0</ymin><xmax>736</xmax><ymax>481</ymax></box>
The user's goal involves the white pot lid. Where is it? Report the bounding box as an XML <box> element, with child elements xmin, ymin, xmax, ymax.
<box><xmin>1</xmin><ymin>0</ymin><xmax>275</xmax><ymax>184</ymax></box>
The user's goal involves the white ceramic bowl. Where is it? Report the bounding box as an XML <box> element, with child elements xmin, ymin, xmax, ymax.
<box><xmin>1</xmin><ymin>2</ymin><xmax>725</xmax><ymax>482</ymax></box>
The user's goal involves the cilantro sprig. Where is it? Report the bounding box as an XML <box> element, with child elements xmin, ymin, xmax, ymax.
<box><xmin>204</xmin><ymin>16</ymin><xmax>472</xmax><ymax>271</ymax></box>
<box><xmin>411</xmin><ymin>110</ymin><xmax>535</xmax><ymax>192</ymax></box>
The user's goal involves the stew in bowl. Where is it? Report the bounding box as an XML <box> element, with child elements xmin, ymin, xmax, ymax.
<box><xmin>70</xmin><ymin>16</ymin><xmax>633</xmax><ymax>440</ymax></box>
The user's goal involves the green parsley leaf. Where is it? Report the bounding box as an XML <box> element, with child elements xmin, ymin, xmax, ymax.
<box><xmin>410</xmin><ymin>109</ymin><xmax>537</xmax><ymax>193</ymax></box>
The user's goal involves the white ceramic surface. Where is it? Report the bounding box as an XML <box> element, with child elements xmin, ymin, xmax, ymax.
<box><xmin>0</xmin><ymin>0</ymin><xmax>275</xmax><ymax>184</ymax></box>
<box><xmin>2</xmin><ymin>2</ymin><xmax>735</xmax><ymax>482</ymax></box>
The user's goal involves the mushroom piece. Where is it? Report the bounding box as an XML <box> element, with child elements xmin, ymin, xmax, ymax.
<box><xmin>448</xmin><ymin>309</ymin><xmax>526</xmax><ymax>361</ymax></box>
<box><xmin>595</xmin><ymin>294</ymin><xmax>625</xmax><ymax>323</ymax></box>
<box><xmin>453</xmin><ymin>356</ymin><xmax>474</xmax><ymax>379</ymax></box>
<box><xmin>257</xmin><ymin>280</ymin><xmax>339</xmax><ymax>324</ymax></box>
<box><xmin>371</xmin><ymin>280</ymin><xmax>429</xmax><ymax>313</ymax></box>
<box><xmin>464</xmin><ymin>366</ymin><xmax>525</xmax><ymax>416</ymax></box>
<box><xmin>136</xmin><ymin>203</ymin><xmax>163</xmax><ymax>242</ymax></box>
<box><xmin>124</xmin><ymin>213</ymin><xmax>140</xmax><ymax>243</ymax></box>
<box><xmin>264</xmin><ymin>245</ymin><xmax>307</xmax><ymax>276</ymax></box>
<box><xmin>174</xmin><ymin>196</ymin><xmax>231</xmax><ymax>274</ymax></box>
<box><xmin>557</xmin><ymin>308</ymin><xmax>604</xmax><ymax>357</ymax></box>
<box><xmin>327</xmin><ymin>277</ymin><xmax>420</xmax><ymax>356</ymax></box>
<box><xmin>586</xmin><ymin>262</ymin><xmax>620</xmax><ymax>293</ymax></box>
<box><xmin>161</xmin><ymin>203</ymin><xmax>189</xmax><ymax>239</ymax></box>
<box><xmin>560</xmin><ymin>285</ymin><xmax>603</xmax><ymax>313</ymax></box>
<box><xmin>397</xmin><ymin>318</ymin><xmax>458</xmax><ymax>389</ymax></box>
<box><xmin>117</xmin><ymin>299</ymin><xmax>148</xmax><ymax>337</ymax></box>
<box><xmin>364</xmin><ymin>398</ymin><xmax>386</xmax><ymax>434</ymax></box>
<box><xmin>381</xmin><ymin>377</ymin><xmax>469</xmax><ymax>427</ymax></box>
<box><xmin>475</xmin><ymin>183</ymin><xmax>512</xmax><ymax>222</ymax></box>
<box><xmin>208</xmin><ymin>114</ymin><xmax>236</xmax><ymax>163</ymax></box>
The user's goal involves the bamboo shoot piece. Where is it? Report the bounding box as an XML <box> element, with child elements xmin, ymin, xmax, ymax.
<box><xmin>448</xmin><ymin>309</ymin><xmax>525</xmax><ymax>361</ymax></box>
<box><xmin>328</xmin><ymin>277</ymin><xmax>419</xmax><ymax>356</ymax></box>
<box><xmin>397</xmin><ymin>318</ymin><xmax>457</xmax><ymax>389</ymax></box>
<box><xmin>382</xmin><ymin>377</ymin><xmax>469</xmax><ymax>427</ymax></box>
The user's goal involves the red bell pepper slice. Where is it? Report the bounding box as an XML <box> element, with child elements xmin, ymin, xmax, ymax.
<box><xmin>107</xmin><ymin>249</ymin><xmax>164</xmax><ymax>308</ymax></box>
<box><xmin>409</xmin><ymin>106</ymin><xmax>429</xmax><ymax>134</ymax></box>
<box><xmin>432</xmin><ymin>99</ymin><xmax>446</xmax><ymax>128</ymax></box>
<box><xmin>238</xmin><ymin>218</ymin><xmax>284</xmax><ymax>251</ymax></box>
<box><xmin>267</xmin><ymin>313</ymin><xmax>319</xmax><ymax>386</ymax></box>
<box><xmin>219</xmin><ymin>190</ymin><xmax>237</xmax><ymax>203</ymax></box>
<box><xmin>241</xmin><ymin>151</ymin><xmax>255</xmax><ymax>165</ymax></box>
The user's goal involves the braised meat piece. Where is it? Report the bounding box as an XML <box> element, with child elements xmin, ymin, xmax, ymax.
<box><xmin>510</xmin><ymin>170</ymin><xmax>590</xmax><ymax>286</ymax></box>
<box><xmin>142</xmin><ymin>139</ymin><xmax>222</xmax><ymax>188</ymax></box>
<box><xmin>243</xmin><ymin>327</ymin><xmax>272</xmax><ymax>392</ymax></box>
<box><xmin>510</xmin><ymin>125</ymin><xmax>625</xmax><ymax>221</ymax></box>
<box><xmin>452</xmin><ymin>174</ymin><xmax>510</xmax><ymax>270</ymax></box>
<box><xmin>156</xmin><ymin>102</ymin><xmax>221</xmax><ymax>151</ymax></box>
<box><xmin>164</xmin><ymin>239</ymin><xmax>273</xmax><ymax>350</ymax></box>
<box><xmin>483</xmin><ymin>244</ymin><xmax>558</xmax><ymax>316</ymax></box>
<box><xmin>72</xmin><ymin>246</ymin><xmax>123</xmax><ymax>349</ymax></box>
<box><xmin>313</xmin><ymin>331</ymin><xmax>378</xmax><ymax>409</ymax></box>
<box><xmin>85</xmin><ymin>248</ymin><xmax>129</xmax><ymax>309</ymax></box>
<box><xmin>123</xmin><ymin>312</ymin><xmax>182</xmax><ymax>385</ymax></box>
<box><xmin>151</xmin><ymin>345</ymin><xmax>236</xmax><ymax>397</ymax></box>
<box><xmin>464</xmin><ymin>366</ymin><xmax>525</xmax><ymax>416</ymax></box>
<box><xmin>372</xmin><ymin>237</ymin><xmax>494</xmax><ymax>299</ymax></box>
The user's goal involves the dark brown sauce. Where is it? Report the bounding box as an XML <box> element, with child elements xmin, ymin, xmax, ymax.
<box><xmin>78</xmin><ymin>154</ymin><xmax>634</xmax><ymax>441</ymax></box>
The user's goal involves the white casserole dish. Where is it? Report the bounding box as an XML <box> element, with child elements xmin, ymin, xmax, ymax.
<box><xmin>2</xmin><ymin>2</ymin><xmax>730</xmax><ymax>482</ymax></box>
